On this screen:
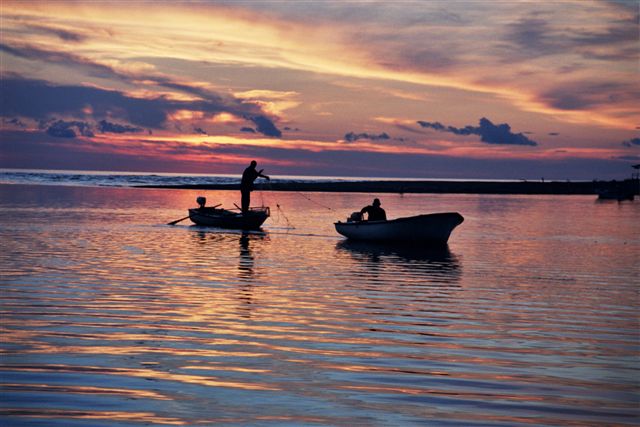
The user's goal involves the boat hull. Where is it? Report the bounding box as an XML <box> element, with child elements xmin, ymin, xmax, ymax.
<box><xmin>597</xmin><ymin>190</ymin><xmax>635</xmax><ymax>201</ymax></box>
<box><xmin>189</xmin><ymin>207</ymin><xmax>269</xmax><ymax>230</ymax></box>
<box><xmin>334</xmin><ymin>212</ymin><xmax>463</xmax><ymax>243</ymax></box>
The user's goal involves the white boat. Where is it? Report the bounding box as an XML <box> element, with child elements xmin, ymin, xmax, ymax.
<box><xmin>334</xmin><ymin>212</ymin><xmax>464</xmax><ymax>243</ymax></box>
<box><xmin>189</xmin><ymin>206</ymin><xmax>270</xmax><ymax>230</ymax></box>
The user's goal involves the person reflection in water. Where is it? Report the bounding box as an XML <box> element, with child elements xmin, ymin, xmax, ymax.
<box><xmin>238</xmin><ymin>233</ymin><xmax>256</xmax><ymax>318</ymax></box>
<box><xmin>241</xmin><ymin>160</ymin><xmax>270</xmax><ymax>214</ymax></box>
<box><xmin>238</xmin><ymin>233</ymin><xmax>254</xmax><ymax>281</ymax></box>
<box><xmin>360</xmin><ymin>198</ymin><xmax>387</xmax><ymax>221</ymax></box>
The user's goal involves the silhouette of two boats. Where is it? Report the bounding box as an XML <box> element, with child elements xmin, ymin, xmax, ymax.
<box><xmin>180</xmin><ymin>196</ymin><xmax>464</xmax><ymax>244</ymax></box>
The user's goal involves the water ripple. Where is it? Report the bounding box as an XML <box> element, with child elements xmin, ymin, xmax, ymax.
<box><xmin>1</xmin><ymin>186</ymin><xmax>639</xmax><ymax>426</ymax></box>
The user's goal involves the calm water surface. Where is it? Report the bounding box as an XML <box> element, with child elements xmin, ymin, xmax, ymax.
<box><xmin>1</xmin><ymin>184</ymin><xmax>638</xmax><ymax>426</ymax></box>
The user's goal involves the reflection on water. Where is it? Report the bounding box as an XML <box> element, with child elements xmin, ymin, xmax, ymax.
<box><xmin>336</xmin><ymin>240</ymin><xmax>462</xmax><ymax>284</ymax></box>
<box><xmin>189</xmin><ymin>228</ymin><xmax>269</xmax><ymax>317</ymax></box>
<box><xmin>238</xmin><ymin>233</ymin><xmax>255</xmax><ymax>316</ymax></box>
<box><xmin>189</xmin><ymin>227</ymin><xmax>267</xmax><ymax>281</ymax></box>
<box><xmin>238</xmin><ymin>232</ymin><xmax>258</xmax><ymax>282</ymax></box>
<box><xmin>1</xmin><ymin>184</ymin><xmax>639</xmax><ymax>426</ymax></box>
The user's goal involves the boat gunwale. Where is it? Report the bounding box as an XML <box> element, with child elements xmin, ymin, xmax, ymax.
<box><xmin>189</xmin><ymin>206</ymin><xmax>270</xmax><ymax>219</ymax></box>
<box><xmin>187</xmin><ymin>206</ymin><xmax>270</xmax><ymax>230</ymax></box>
<box><xmin>334</xmin><ymin>212</ymin><xmax>463</xmax><ymax>227</ymax></box>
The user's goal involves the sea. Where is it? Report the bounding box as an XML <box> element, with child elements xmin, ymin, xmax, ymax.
<box><xmin>0</xmin><ymin>169</ymin><xmax>638</xmax><ymax>426</ymax></box>
<box><xmin>0</xmin><ymin>169</ymin><xmax>522</xmax><ymax>188</ymax></box>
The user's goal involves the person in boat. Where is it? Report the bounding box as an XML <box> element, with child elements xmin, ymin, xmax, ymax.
<box><xmin>241</xmin><ymin>160</ymin><xmax>270</xmax><ymax>214</ymax></box>
<box><xmin>360</xmin><ymin>198</ymin><xmax>387</xmax><ymax>221</ymax></box>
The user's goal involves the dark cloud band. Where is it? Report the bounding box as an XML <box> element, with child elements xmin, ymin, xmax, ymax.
<box><xmin>417</xmin><ymin>117</ymin><xmax>538</xmax><ymax>146</ymax></box>
<box><xmin>344</xmin><ymin>132</ymin><xmax>390</xmax><ymax>142</ymax></box>
<box><xmin>0</xmin><ymin>76</ymin><xmax>281</xmax><ymax>138</ymax></box>
<box><xmin>621</xmin><ymin>138</ymin><xmax>640</xmax><ymax>147</ymax></box>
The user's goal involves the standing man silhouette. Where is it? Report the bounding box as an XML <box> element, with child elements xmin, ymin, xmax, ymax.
<box><xmin>241</xmin><ymin>160</ymin><xmax>270</xmax><ymax>214</ymax></box>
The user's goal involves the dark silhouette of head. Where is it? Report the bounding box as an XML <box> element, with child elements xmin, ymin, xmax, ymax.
<box><xmin>250</xmin><ymin>160</ymin><xmax>257</xmax><ymax>168</ymax></box>
<box><xmin>373</xmin><ymin>198</ymin><xmax>381</xmax><ymax>206</ymax></box>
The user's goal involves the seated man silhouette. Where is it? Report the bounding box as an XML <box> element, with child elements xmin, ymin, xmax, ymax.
<box><xmin>360</xmin><ymin>198</ymin><xmax>387</xmax><ymax>221</ymax></box>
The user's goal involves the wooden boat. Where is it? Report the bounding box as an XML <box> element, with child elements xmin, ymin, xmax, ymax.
<box><xmin>334</xmin><ymin>212</ymin><xmax>464</xmax><ymax>243</ymax></box>
<box><xmin>189</xmin><ymin>206</ymin><xmax>270</xmax><ymax>230</ymax></box>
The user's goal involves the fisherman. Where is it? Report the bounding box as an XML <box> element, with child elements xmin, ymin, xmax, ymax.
<box><xmin>360</xmin><ymin>198</ymin><xmax>386</xmax><ymax>221</ymax></box>
<box><xmin>240</xmin><ymin>160</ymin><xmax>270</xmax><ymax>214</ymax></box>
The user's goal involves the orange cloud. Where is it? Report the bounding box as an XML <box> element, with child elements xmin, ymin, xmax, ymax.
<box><xmin>4</xmin><ymin>0</ymin><xmax>635</xmax><ymax>131</ymax></box>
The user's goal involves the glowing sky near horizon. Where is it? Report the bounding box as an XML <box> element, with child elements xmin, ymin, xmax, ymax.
<box><xmin>1</xmin><ymin>1</ymin><xmax>638</xmax><ymax>179</ymax></box>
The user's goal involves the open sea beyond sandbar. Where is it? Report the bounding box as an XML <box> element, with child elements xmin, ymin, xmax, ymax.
<box><xmin>0</xmin><ymin>183</ymin><xmax>638</xmax><ymax>426</ymax></box>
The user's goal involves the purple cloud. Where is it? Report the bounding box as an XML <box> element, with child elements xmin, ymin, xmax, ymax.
<box><xmin>621</xmin><ymin>138</ymin><xmax>640</xmax><ymax>147</ymax></box>
<box><xmin>505</xmin><ymin>14</ymin><xmax>638</xmax><ymax>61</ymax></box>
<box><xmin>417</xmin><ymin>117</ymin><xmax>538</xmax><ymax>146</ymax></box>
<box><xmin>247</xmin><ymin>115</ymin><xmax>281</xmax><ymax>138</ymax></box>
<box><xmin>0</xmin><ymin>76</ymin><xmax>282</xmax><ymax>137</ymax></box>
<box><xmin>46</xmin><ymin>120</ymin><xmax>94</xmax><ymax>138</ymax></box>
<box><xmin>99</xmin><ymin>120</ymin><xmax>143</xmax><ymax>134</ymax></box>
<box><xmin>344</xmin><ymin>132</ymin><xmax>391</xmax><ymax>142</ymax></box>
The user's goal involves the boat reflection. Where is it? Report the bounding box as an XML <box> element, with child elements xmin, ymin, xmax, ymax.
<box><xmin>190</xmin><ymin>226</ymin><xmax>267</xmax><ymax>244</ymax></box>
<box><xmin>189</xmin><ymin>228</ymin><xmax>267</xmax><ymax>274</ymax></box>
<box><xmin>189</xmin><ymin>228</ymin><xmax>268</xmax><ymax>317</ymax></box>
<box><xmin>238</xmin><ymin>232</ymin><xmax>254</xmax><ymax>281</ymax></box>
<box><xmin>335</xmin><ymin>240</ymin><xmax>462</xmax><ymax>284</ymax></box>
<box><xmin>237</xmin><ymin>233</ymin><xmax>255</xmax><ymax>317</ymax></box>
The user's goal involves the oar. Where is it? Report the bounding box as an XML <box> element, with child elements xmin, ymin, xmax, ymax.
<box><xmin>167</xmin><ymin>215</ymin><xmax>190</xmax><ymax>226</ymax></box>
<box><xmin>167</xmin><ymin>204</ymin><xmax>222</xmax><ymax>226</ymax></box>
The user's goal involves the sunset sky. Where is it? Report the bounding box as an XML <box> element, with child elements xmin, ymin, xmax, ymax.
<box><xmin>1</xmin><ymin>1</ymin><xmax>638</xmax><ymax>179</ymax></box>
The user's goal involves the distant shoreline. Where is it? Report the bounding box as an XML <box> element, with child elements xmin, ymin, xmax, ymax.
<box><xmin>135</xmin><ymin>179</ymin><xmax>640</xmax><ymax>195</ymax></box>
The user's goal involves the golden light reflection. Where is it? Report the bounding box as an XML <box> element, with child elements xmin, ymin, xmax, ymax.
<box><xmin>1</xmin><ymin>364</ymin><xmax>280</xmax><ymax>391</ymax></box>
<box><xmin>181</xmin><ymin>365</ymin><xmax>270</xmax><ymax>374</ymax></box>
<box><xmin>1</xmin><ymin>383</ymin><xmax>170</xmax><ymax>400</ymax></box>
<box><xmin>0</xmin><ymin>409</ymin><xmax>186</xmax><ymax>425</ymax></box>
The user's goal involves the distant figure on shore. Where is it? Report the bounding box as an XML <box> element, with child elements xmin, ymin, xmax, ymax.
<box><xmin>360</xmin><ymin>198</ymin><xmax>387</xmax><ymax>221</ymax></box>
<box><xmin>241</xmin><ymin>160</ymin><xmax>270</xmax><ymax>214</ymax></box>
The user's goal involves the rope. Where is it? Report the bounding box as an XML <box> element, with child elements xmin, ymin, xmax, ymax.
<box><xmin>276</xmin><ymin>203</ymin><xmax>295</xmax><ymax>229</ymax></box>
<box><xmin>294</xmin><ymin>191</ymin><xmax>337</xmax><ymax>212</ymax></box>
<box><xmin>258</xmin><ymin>179</ymin><xmax>346</xmax><ymax>228</ymax></box>
<box><xmin>261</xmin><ymin>179</ymin><xmax>336</xmax><ymax>212</ymax></box>
<box><xmin>261</xmin><ymin>180</ymin><xmax>296</xmax><ymax>229</ymax></box>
